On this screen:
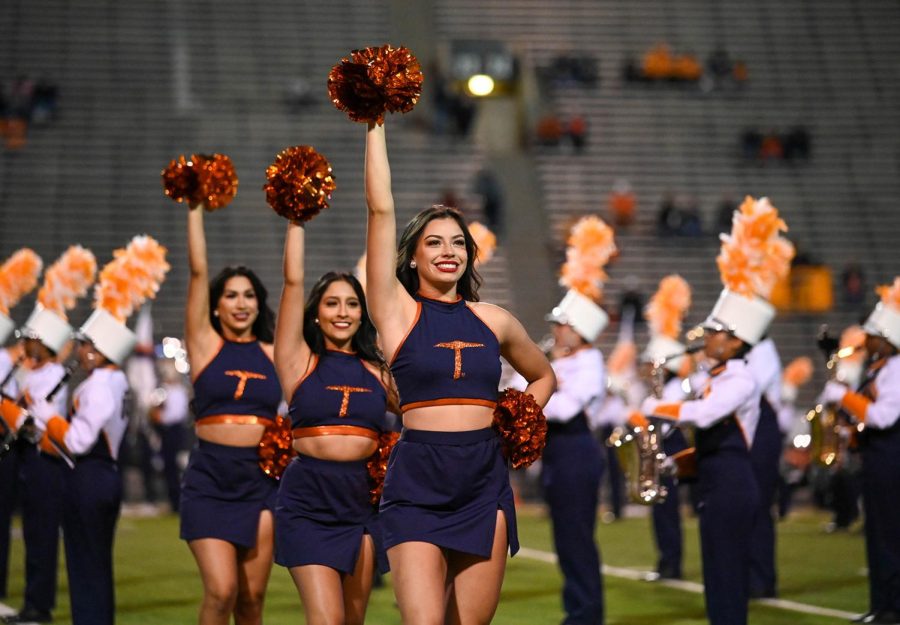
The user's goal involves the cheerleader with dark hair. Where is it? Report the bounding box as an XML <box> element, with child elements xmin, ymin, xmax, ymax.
<box><xmin>179</xmin><ymin>204</ymin><xmax>282</xmax><ymax>625</ymax></box>
<box><xmin>272</xmin><ymin>219</ymin><xmax>394</xmax><ymax>625</ymax></box>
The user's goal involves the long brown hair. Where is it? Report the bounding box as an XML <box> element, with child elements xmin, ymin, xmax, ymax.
<box><xmin>395</xmin><ymin>205</ymin><xmax>483</xmax><ymax>301</ymax></box>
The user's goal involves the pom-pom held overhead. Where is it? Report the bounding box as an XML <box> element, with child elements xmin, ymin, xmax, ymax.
<box><xmin>645</xmin><ymin>275</ymin><xmax>692</xmax><ymax>339</ymax></box>
<box><xmin>716</xmin><ymin>196</ymin><xmax>795</xmax><ymax>299</ymax></box>
<box><xmin>783</xmin><ymin>356</ymin><xmax>814</xmax><ymax>387</ymax></box>
<box><xmin>875</xmin><ymin>277</ymin><xmax>900</xmax><ymax>310</ymax></box>
<box><xmin>37</xmin><ymin>246</ymin><xmax>97</xmax><ymax>319</ymax></box>
<box><xmin>367</xmin><ymin>431</ymin><xmax>400</xmax><ymax>504</ymax></box>
<box><xmin>493</xmin><ymin>388</ymin><xmax>547</xmax><ymax>469</ymax></box>
<box><xmin>0</xmin><ymin>249</ymin><xmax>43</xmax><ymax>315</ymax></box>
<box><xmin>264</xmin><ymin>146</ymin><xmax>336</xmax><ymax>222</ymax></box>
<box><xmin>559</xmin><ymin>215</ymin><xmax>617</xmax><ymax>303</ymax></box>
<box><xmin>95</xmin><ymin>235</ymin><xmax>170</xmax><ymax>322</ymax></box>
<box><xmin>328</xmin><ymin>44</ymin><xmax>424</xmax><ymax>124</ymax></box>
<box><xmin>468</xmin><ymin>221</ymin><xmax>497</xmax><ymax>266</ymax></box>
<box><xmin>161</xmin><ymin>153</ymin><xmax>238</xmax><ymax>210</ymax></box>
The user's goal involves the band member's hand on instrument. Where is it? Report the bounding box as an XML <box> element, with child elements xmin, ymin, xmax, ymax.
<box><xmin>820</xmin><ymin>381</ymin><xmax>849</xmax><ymax>405</ymax></box>
<box><xmin>27</xmin><ymin>397</ymin><xmax>58</xmax><ymax>429</ymax></box>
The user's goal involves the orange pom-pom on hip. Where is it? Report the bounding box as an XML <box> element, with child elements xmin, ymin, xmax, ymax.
<box><xmin>258</xmin><ymin>415</ymin><xmax>296</xmax><ymax>480</ymax></box>
<box><xmin>367</xmin><ymin>431</ymin><xmax>400</xmax><ymax>504</ymax></box>
<box><xmin>328</xmin><ymin>44</ymin><xmax>424</xmax><ymax>124</ymax></box>
<box><xmin>263</xmin><ymin>146</ymin><xmax>336</xmax><ymax>222</ymax></box>
<box><xmin>161</xmin><ymin>153</ymin><xmax>238</xmax><ymax>210</ymax></box>
<box><xmin>493</xmin><ymin>388</ymin><xmax>547</xmax><ymax>469</ymax></box>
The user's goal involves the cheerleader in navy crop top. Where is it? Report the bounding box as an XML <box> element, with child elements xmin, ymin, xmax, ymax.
<box><xmin>180</xmin><ymin>200</ymin><xmax>280</xmax><ymax>625</ymax></box>
<box><xmin>272</xmin><ymin>220</ymin><xmax>394</xmax><ymax>625</ymax></box>
<box><xmin>364</xmin><ymin>120</ymin><xmax>556</xmax><ymax>625</ymax></box>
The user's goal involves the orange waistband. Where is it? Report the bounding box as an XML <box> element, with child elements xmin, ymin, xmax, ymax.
<box><xmin>400</xmin><ymin>398</ymin><xmax>497</xmax><ymax>413</ymax></box>
<box><xmin>292</xmin><ymin>425</ymin><xmax>379</xmax><ymax>440</ymax></box>
<box><xmin>196</xmin><ymin>414</ymin><xmax>270</xmax><ymax>426</ymax></box>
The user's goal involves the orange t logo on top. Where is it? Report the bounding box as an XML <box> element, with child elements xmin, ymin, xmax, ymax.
<box><xmin>224</xmin><ymin>370</ymin><xmax>268</xmax><ymax>400</ymax></box>
<box><xmin>326</xmin><ymin>386</ymin><xmax>372</xmax><ymax>418</ymax></box>
<box><xmin>435</xmin><ymin>341</ymin><xmax>485</xmax><ymax>380</ymax></box>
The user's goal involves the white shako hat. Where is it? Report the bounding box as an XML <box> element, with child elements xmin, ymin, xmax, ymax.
<box><xmin>20</xmin><ymin>305</ymin><xmax>73</xmax><ymax>354</ymax></box>
<box><xmin>0</xmin><ymin>313</ymin><xmax>15</xmax><ymax>345</ymax></box>
<box><xmin>546</xmin><ymin>289</ymin><xmax>609</xmax><ymax>343</ymax></box>
<box><xmin>78</xmin><ymin>308</ymin><xmax>137</xmax><ymax>366</ymax></box>
<box><xmin>642</xmin><ymin>335</ymin><xmax>687</xmax><ymax>374</ymax></box>
<box><xmin>863</xmin><ymin>302</ymin><xmax>900</xmax><ymax>350</ymax></box>
<box><xmin>701</xmin><ymin>288</ymin><xmax>775</xmax><ymax>347</ymax></box>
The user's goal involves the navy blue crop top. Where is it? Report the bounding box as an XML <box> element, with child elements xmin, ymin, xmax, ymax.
<box><xmin>289</xmin><ymin>350</ymin><xmax>388</xmax><ymax>433</ymax></box>
<box><xmin>390</xmin><ymin>294</ymin><xmax>501</xmax><ymax>412</ymax></box>
<box><xmin>192</xmin><ymin>340</ymin><xmax>281</xmax><ymax>422</ymax></box>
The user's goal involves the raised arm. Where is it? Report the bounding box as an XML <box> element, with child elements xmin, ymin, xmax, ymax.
<box><xmin>274</xmin><ymin>221</ymin><xmax>312</xmax><ymax>396</ymax></box>
<box><xmin>184</xmin><ymin>207</ymin><xmax>220</xmax><ymax>373</ymax></box>
<box><xmin>365</xmin><ymin>122</ymin><xmax>416</xmax><ymax>358</ymax></box>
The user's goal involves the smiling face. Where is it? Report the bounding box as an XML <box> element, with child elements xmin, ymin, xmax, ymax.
<box><xmin>316</xmin><ymin>279</ymin><xmax>363</xmax><ymax>351</ymax></box>
<box><xmin>214</xmin><ymin>275</ymin><xmax>259</xmax><ymax>338</ymax></box>
<box><xmin>413</xmin><ymin>217</ymin><xmax>469</xmax><ymax>293</ymax></box>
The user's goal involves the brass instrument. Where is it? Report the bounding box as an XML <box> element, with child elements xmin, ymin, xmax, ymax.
<box><xmin>808</xmin><ymin>327</ymin><xmax>859</xmax><ymax>470</ymax></box>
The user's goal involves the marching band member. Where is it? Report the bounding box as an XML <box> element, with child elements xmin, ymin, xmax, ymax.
<box><xmin>3</xmin><ymin>246</ymin><xmax>96</xmax><ymax>624</ymax></box>
<box><xmin>170</xmin><ymin>158</ymin><xmax>282</xmax><ymax>625</ymax></box>
<box><xmin>640</xmin><ymin>197</ymin><xmax>792</xmax><ymax>625</ymax></box>
<box><xmin>600</xmin><ymin>337</ymin><xmax>640</xmax><ymax>523</ymax></box>
<box><xmin>0</xmin><ymin>248</ymin><xmax>42</xmax><ymax>603</ymax></box>
<box><xmin>640</xmin><ymin>274</ymin><xmax>694</xmax><ymax>581</ymax></box>
<box><xmin>820</xmin><ymin>279</ymin><xmax>900</xmax><ymax>625</ymax></box>
<box><xmin>271</xmin><ymin>202</ymin><xmax>393</xmax><ymax>624</ymax></box>
<box><xmin>364</xmin><ymin>119</ymin><xmax>555</xmax><ymax>625</ymax></box>
<box><xmin>28</xmin><ymin>236</ymin><xmax>167</xmax><ymax>625</ymax></box>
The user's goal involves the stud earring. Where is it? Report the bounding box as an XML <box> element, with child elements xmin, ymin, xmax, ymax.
<box><xmin>314</xmin><ymin>318</ymin><xmax>320</xmax><ymax>324</ymax></box>
<box><xmin>213</xmin><ymin>311</ymin><xmax>219</xmax><ymax>317</ymax></box>
<box><xmin>410</xmin><ymin>260</ymin><xmax>417</xmax><ymax>269</ymax></box>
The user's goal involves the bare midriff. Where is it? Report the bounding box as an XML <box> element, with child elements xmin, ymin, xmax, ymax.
<box><xmin>402</xmin><ymin>403</ymin><xmax>494</xmax><ymax>432</ymax></box>
<box><xmin>196</xmin><ymin>421</ymin><xmax>266</xmax><ymax>447</ymax></box>
<box><xmin>292</xmin><ymin>434</ymin><xmax>378</xmax><ymax>461</ymax></box>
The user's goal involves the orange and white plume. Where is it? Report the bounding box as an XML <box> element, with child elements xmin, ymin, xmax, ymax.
<box><xmin>783</xmin><ymin>357</ymin><xmax>814</xmax><ymax>388</ymax></box>
<box><xmin>645</xmin><ymin>275</ymin><xmax>691</xmax><ymax>339</ymax></box>
<box><xmin>559</xmin><ymin>216</ymin><xmax>617</xmax><ymax>302</ymax></box>
<box><xmin>875</xmin><ymin>277</ymin><xmax>900</xmax><ymax>311</ymax></box>
<box><xmin>0</xmin><ymin>249</ymin><xmax>43</xmax><ymax>315</ymax></box>
<box><xmin>716</xmin><ymin>196</ymin><xmax>795</xmax><ymax>299</ymax></box>
<box><xmin>95</xmin><ymin>236</ymin><xmax>171</xmax><ymax>322</ymax></box>
<box><xmin>36</xmin><ymin>246</ymin><xmax>97</xmax><ymax>320</ymax></box>
<box><xmin>468</xmin><ymin>222</ymin><xmax>497</xmax><ymax>266</ymax></box>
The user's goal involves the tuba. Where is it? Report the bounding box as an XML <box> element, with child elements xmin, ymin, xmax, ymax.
<box><xmin>807</xmin><ymin>327</ymin><xmax>859</xmax><ymax>470</ymax></box>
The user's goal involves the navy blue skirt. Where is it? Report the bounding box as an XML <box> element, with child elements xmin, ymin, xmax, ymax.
<box><xmin>275</xmin><ymin>454</ymin><xmax>386</xmax><ymax>574</ymax></box>
<box><xmin>180</xmin><ymin>440</ymin><xmax>278</xmax><ymax>549</ymax></box>
<box><xmin>379</xmin><ymin>427</ymin><xmax>519</xmax><ymax>558</ymax></box>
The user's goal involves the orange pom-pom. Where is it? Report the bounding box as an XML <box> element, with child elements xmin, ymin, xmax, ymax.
<box><xmin>0</xmin><ymin>249</ymin><xmax>43</xmax><ymax>315</ymax></box>
<box><xmin>161</xmin><ymin>153</ymin><xmax>238</xmax><ymax>210</ymax></box>
<box><xmin>493</xmin><ymin>388</ymin><xmax>547</xmax><ymax>469</ymax></box>
<box><xmin>559</xmin><ymin>216</ymin><xmax>617</xmax><ymax>302</ymax></box>
<box><xmin>264</xmin><ymin>146</ymin><xmax>336</xmax><ymax>222</ymax></box>
<box><xmin>645</xmin><ymin>275</ymin><xmax>692</xmax><ymax>339</ymax></box>
<box><xmin>468</xmin><ymin>222</ymin><xmax>497</xmax><ymax>266</ymax></box>
<box><xmin>717</xmin><ymin>196</ymin><xmax>794</xmax><ymax>299</ymax></box>
<box><xmin>37</xmin><ymin>246</ymin><xmax>97</xmax><ymax>320</ymax></box>
<box><xmin>783</xmin><ymin>357</ymin><xmax>814</xmax><ymax>387</ymax></box>
<box><xmin>367</xmin><ymin>431</ymin><xmax>400</xmax><ymax>504</ymax></box>
<box><xmin>328</xmin><ymin>44</ymin><xmax>423</xmax><ymax>124</ymax></box>
<box><xmin>258</xmin><ymin>415</ymin><xmax>296</xmax><ymax>480</ymax></box>
<box><xmin>876</xmin><ymin>277</ymin><xmax>900</xmax><ymax>310</ymax></box>
<box><xmin>95</xmin><ymin>235</ymin><xmax>170</xmax><ymax>321</ymax></box>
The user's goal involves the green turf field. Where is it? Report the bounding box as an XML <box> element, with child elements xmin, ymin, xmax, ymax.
<box><xmin>3</xmin><ymin>505</ymin><xmax>866</xmax><ymax>624</ymax></box>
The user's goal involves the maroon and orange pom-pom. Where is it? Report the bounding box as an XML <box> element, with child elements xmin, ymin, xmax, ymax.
<box><xmin>161</xmin><ymin>153</ymin><xmax>238</xmax><ymax>210</ymax></box>
<box><xmin>367</xmin><ymin>431</ymin><xmax>400</xmax><ymax>504</ymax></box>
<box><xmin>263</xmin><ymin>146</ymin><xmax>336</xmax><ymax>222</ymax></box>
<box><xmin>258</xmin><ymin>415</ymin><xmax>296</xmax><ymax>480</ymax></box>
<box><xmin>493</xmin><ymin>388</ymin><xmax>547</xmax><ymax>469</ymax></box>
<box><xmin>328</xmin><ymin>44</ymin><xmax>423</xmax><ymax>124</ymax></box>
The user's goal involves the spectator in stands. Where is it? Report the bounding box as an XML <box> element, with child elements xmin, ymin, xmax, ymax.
<box><xmin>536</xmin><ymin>114</ymin><xmax>564</xmax><ymax>147</ymax></box>
<box><xmin>707</xmin><ymin>46</ymin><xmax>733</xmax><ymax>86</ymax></box>
<box><xmin>642</xmin><ymin>43</ymin><xmax>674</xmax><ymax>81</ymax></box>
<box><xmin>657</xmin><ymin>192</ymin><xmax>682</xmax><ymax>236</ymax></box>
<box><xmin>783</xmin><ymin>125</ymin><xmax>811</xmax><ymax>162</ymax></box>
<box><xmin>741</xmin><ymin>127</ymin><xmax>763</xmax><ymax>161</ymax></box>
<box><xmin>429</xmin><ymin>62</ymin><xmax>453</xmax><ymax>136</ymax></box>
<box><xmin>30</xmin><ymin>77</ymin><xmax>58</xmax><ymax>125</ymax></box>
<box><xmin>451</xmin><ymin>92</ymin><xmax>477</xmax><ymax>137</ymax></box>
<box><xmin>677</xmin><ymin>195</ymin><xmax>704</xmax><ymax>237</ymax></box>
<box><xmin>567</xmin><ymin>115</ymin><xmax>588</xmax><ymax>153</ymax></box>
<box><xmin>473</xmin><ymin>167</ymin><xmax>505</xmax><ymax>239</ymax></box>
<box><xmin>732</xmin><ymin>59</ymin><xmax>749</xmax><ymax>88</ymax></box>
<box><xmin>759</xmin><ymin>130</ymin><xmax>784</xmax><ymax>162</ymax></box>
<box><xmin>621</xmin><ymin>55</ymin><xmax>645</xmax><ymax>84</ymax></box>
<box><xmin>715</xmin><ymin>193</ymin><xmax>738</xmax><ymax>234</ymax></box>
<box><xmin>841</xmin><ymin>262</ymin><xmax>866</xmax><ymax>308</ymax></box>
<box><xmin>672</xmin><ymin>51</ymin><xmax>703</xmax><ymax>83</ymax></box>
<box><xmin>607</xmin><ymin>179</ymin><xmax>636</xmax><ymax>227</ymax></box>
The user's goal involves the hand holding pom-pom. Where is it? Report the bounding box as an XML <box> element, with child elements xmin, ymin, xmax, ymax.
<box><xmin>493</xmin><ymin>388</ymin><xmax>547</xmax><ymax>469</ymax></box>
<box><xmin>367</xmin><ymin>431</ymin><xmax>400</xmax><ymax>504</ymax></box>
<box><xmin>328</xmin><ymin>44</ymin><xmax>423</xmax><ymax>124</ymax></box>
<box><xmin>258</xmin><ymin>415</ymin><xmax>296</xmax><ymax>480</ymax></box>
<box><xmin>162</xmin><ymin>153</ymin><xmax>238</xmax><ymax>210</ymax></box>
<box><xmin>263</xmin><ymin>146</ymin><xmax>336</xmax><ymax>222</ymax></box>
